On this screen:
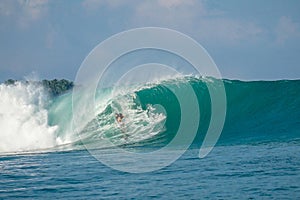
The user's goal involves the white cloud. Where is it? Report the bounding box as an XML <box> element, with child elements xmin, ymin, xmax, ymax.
<box><xmin>157</xmin><ymin>0</ymin><xmax>196</xmax><ymax>8</ymax></box>
<box><xmin>20</xmin><ymin>0</ymin><xmax>48</xmax><ymax>20</ymax></box>
<box><xmin>0</xmin><ymin>0</ymin><xmax>48</xmax><ymax>28</ymax></box>
<box><xmin>82</xmin><ymin>0</ymin><xmax>104</xmax><ymax>10</ymax></box>
<box><xmin>196</xmin><ymin>18</ymin><xmax>264</xmax><ymax>44</ymax></box>
<box><xmin>82</xmin><ymin>0</ymin><xmax>127</xmax><ymax>10</ymax></box>
<box><xmin>0</xmin><ymin>0</ymin><xmax>16</xmax><ymax>16</ymax></box>
<box><xmin>131</xmin><ymin>0</ymin><xmax>263</xmax><ymax>44</ymax></box>
<box><xmin>132</xmin><ymin>0</ymin><xmax>204</xmax><ymax>31</ymax></box>
<box><xmin>276</xmin><ymin>16</ymin><xmax>300</xmax><ymax>44</ymax></box>
<box><xmin>18</xmin><ymin>0</ymin><xmax>48</xmax><ymax>28</ymax></box>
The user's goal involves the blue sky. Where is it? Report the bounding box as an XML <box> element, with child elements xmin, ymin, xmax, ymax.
<box><xmin>0</xmin><ymin>0</ymin><xmax>300</xmax><ymax>81</ymax></box>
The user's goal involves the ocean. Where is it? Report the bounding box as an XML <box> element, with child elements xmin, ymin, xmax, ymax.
<box><xmin>0</xmin><ymin>76</ymin><xmax>299</xmax><ymax>199</ymax></box>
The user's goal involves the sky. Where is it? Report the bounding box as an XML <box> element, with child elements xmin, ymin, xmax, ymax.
<box><xmin>0</xmin><ymin>0</ymin><xmax>300</xmax><ymax>81</ymax></box>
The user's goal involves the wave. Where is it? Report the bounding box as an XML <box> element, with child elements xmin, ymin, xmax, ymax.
<box><xmin>0</xmin><ymin>77</ymin><xmax>299</xmax><ymax>154</ymax></box>
<box><xmin>0</xmin><ymin>82</ymin><xmax>58</xmax><ymax>153</ymax></box>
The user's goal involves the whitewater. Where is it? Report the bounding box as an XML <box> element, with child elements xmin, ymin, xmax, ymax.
<box><xmin>0</xmin><ymin>76</ymin><xmax>299</xmax><ymax>155</ymax></box>
<box><xmin>0</xmin><ymin>76</ymin><xmax>300</xmax><ymax>199</ymax></box>
<box><xmin>0</xmin><ymin>82</ymin><xmax>58</xmax><ymax>153</ymax></box>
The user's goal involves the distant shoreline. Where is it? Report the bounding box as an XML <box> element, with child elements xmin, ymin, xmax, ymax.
<box><xmin>2</xmin><ymin>79</ymin><xmax>74</xmax><ymax>97</ymax></box>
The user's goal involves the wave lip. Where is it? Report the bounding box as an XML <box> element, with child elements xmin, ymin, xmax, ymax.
<box><xmin>1</xmin><ymin>77</ymin><xmax>299</xmax><ymax>155</ymax></box>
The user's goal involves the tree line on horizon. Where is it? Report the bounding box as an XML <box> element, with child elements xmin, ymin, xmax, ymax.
<box><xmin>3</xmin><ymin>79</ymin><xmax>74</xmax><ymax>96</ymax></box>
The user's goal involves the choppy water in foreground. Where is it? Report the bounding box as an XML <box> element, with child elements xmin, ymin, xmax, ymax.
<box><xmin>1</xmin><ymin>141</ymin><xmax>299</xmax><ymax>199</ymax></box>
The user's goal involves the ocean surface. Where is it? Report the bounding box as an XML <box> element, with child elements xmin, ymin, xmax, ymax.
<box><xmin>0</xmin><ymin>76</ymin><xmax>299</xmax><ymax>199</ymax></box>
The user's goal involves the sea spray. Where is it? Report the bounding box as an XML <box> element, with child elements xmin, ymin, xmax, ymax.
<box><xmin>0</xmin><ymin>82</ymin><xmax>58</xmax><ymax>153</ymax></box>
<box><xmin>0</xmin><ymin>76</ymin><xmax>299</xmax><ymax>154</ymax></box>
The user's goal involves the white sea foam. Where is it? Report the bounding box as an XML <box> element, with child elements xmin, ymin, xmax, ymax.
<box><xmin>0</xmin><ymin>82</ymin><xmax>58</xmax><ymax>153</ymax></box>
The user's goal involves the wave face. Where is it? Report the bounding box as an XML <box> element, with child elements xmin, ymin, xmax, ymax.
<box><xmin>0</xmin><ymin>77</ymin><xmax>299</xmax><ymax>154</ymax></box>
<box><xmin>219</xmin><ymin>79</ymin><xmax>300</xmax><ymax>145</ymax></box>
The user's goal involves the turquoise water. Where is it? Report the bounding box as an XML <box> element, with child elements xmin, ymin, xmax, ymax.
<box><xmin>47</xmin><ymin>77</ymin><xmax>300</xmax><ymax>149</ymax></box>
<box><xmin>0</xmin><ymin>77</ymin><xmax>299</xmax><ymax>198</ymax></box>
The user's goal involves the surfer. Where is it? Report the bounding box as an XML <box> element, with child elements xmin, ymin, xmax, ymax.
<box><xmin>115</xmin><ymin>113</ymin><xmax>124</xmax><ymax>123</ymax></box>
<box><xmin>115</xmin><ymin>113</ymin><xmax>128</xmax><ymax>139</ymax></box>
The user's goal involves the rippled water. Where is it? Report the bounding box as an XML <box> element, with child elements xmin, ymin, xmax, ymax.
<box><xmin>1</xmin><ymin>141</ymin><xmax>299</xmax><ymax>199</ymax></box>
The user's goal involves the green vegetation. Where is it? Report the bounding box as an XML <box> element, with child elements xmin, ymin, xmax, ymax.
<box><xmin>4</xmin><ymin>79</ymin><xmax>17</xmax><ymax>85</ymax></box>
<box><xmin>3</xmin><ymin>79</ymin><xmax>74</xmax><ymax>96</ymax></box>
<box><xmin>42</xmin><ymin>79</ymin><xmax>74</xmax><ymax>96</ymax></box>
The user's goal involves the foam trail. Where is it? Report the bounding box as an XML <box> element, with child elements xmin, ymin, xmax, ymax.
<box><xmin>0</xmin><ymin>82</ymin><xmax>58</xmax><ymax>153</ymax></box>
